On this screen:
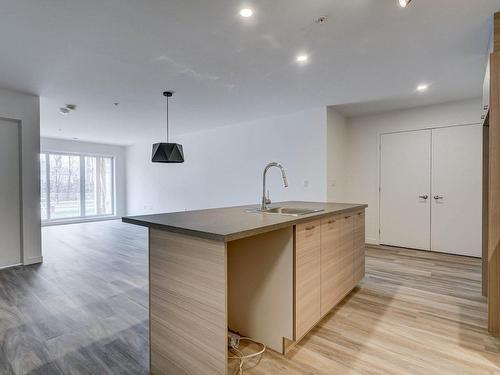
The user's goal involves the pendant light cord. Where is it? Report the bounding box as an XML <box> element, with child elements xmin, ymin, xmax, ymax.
<box><xmin>166</xmin><ymin>95</ymin><xmax>169</xmax><ymax>143</ymax></box>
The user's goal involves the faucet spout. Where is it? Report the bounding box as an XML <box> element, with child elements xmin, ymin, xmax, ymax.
<box><xmin>261</xmin><ymin>162</ymin><xmax>288</xmax><ymax>211</ymax></box>
<box><xmin>281</xmin><ymin>169</ymin><xmax>289</xmax><ymax>188</ymax></box>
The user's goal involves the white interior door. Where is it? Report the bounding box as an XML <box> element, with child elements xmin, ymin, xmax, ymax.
<box><xmin>431</xmin><ymin>125</ymin><xmax>482</xmax><ymax>257</ymax></box>
<box><xmin>0</xmin><ymin>119</ymin><xmax>21</xmax><ymax>267</ymax></box>
<box><xmin>380</xmin><ymin>130</ymin><xmax>431</xmax><ymax>250</ymax></box>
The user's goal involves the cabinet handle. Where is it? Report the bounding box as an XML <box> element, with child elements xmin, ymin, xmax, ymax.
<box><xmin>357</xmin><ymin>212</ymin><xmax>362</xmax><ymax>216</ymax></box>
<box><xmin>305</xmin><ymin>225</ymin><xmax>315</xmax><ymax>231</ymax></box>
<box><xmin>328</xmin><ymin>220</ymin><xmax>336</xmax><ymax>224</ymax></box>
<box><xmin>345</xmin><ymin>216</ymin><xmax>351</xmax><ymax>219</ymax></box>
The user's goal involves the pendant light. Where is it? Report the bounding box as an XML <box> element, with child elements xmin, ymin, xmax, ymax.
<box><xmin>152</xmin><ymin>91</ymin><xmax>185</xmax><ymax>163</ymax></box>
<box><xmin>399</xmin><ymin>0</ymin><xmax>412</xmax><ymax>7</ymax></box>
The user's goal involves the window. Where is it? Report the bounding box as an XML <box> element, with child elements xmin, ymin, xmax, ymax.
<box><xmin>49</xmin><ymin>154</ymin><xmax>81</xmax><ymax>219</ymax></box>
<box><xmin>40</xmin><ymin>154</ymin><xmax>47</xmax><ymax>220</ymax></box>
<box><xmin>84</xmin><ymin>156</ymin><xmax>113</xmax><ymax>216</ymax></box>
<box><xmin>40</xmin><ymin>152</ymin><xmax>114</xmax><ymax>221</ymax></box>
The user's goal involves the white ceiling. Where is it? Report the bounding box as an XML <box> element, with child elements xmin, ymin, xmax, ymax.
<box><xmin>0</xmin><ymin>0</ymin><xmax>498</xmax><ymax>145</ymax></box>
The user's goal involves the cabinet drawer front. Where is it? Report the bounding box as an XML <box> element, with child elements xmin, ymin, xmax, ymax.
<box><xmin>321</xmin><ymin>215</ymin><xmax>342</xmax><ymax>233</ymax></box>
<box><xmin>296</xmin><ymin>220</ymin><xmax>321</xmax><ymax>248</ymax></box>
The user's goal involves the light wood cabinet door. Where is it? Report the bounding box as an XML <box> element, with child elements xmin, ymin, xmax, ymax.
<box><xmin>338</xmin><ymin>214</ymin><xmax>355</xmax><ymax>298</ymax></box>
<box><xmin>295</xmin><ymin>220</ymin><xmax>321</xmax><ymax>340</ymax></box>
<box><xmin>354</xmin><ymin>211</ymin><xmax>366</xmax><ymax>284</ymax></box>
<box><xmin>320</xmin><ymin>215</ymin><xmax>342</xmax><ymax>316</ymax></box>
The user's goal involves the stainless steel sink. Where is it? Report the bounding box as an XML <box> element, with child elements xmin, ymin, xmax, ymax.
<box><xmin>246</xmin><ymin>207</ymin><xmax>324</xmax><ymax>216</ymax></box>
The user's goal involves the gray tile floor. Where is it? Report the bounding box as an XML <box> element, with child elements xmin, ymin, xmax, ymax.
<box><xmin>0</xmin><ymin>220</ymin><xmax>149</xmax><ymax>375</ymax></box>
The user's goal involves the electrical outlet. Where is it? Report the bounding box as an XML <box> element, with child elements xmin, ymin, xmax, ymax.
<box><xmin>303</xmin><ymin>180</ymin><xmax>309</xmax><ymax>188</ymax></box>
<box><xmin>228</xmin><ymin>331</ymin><xmax>241</xmax><ymax>349</ymax></box>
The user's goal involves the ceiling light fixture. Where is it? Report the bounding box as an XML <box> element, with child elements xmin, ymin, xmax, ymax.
<box><xmin>239</xmin><ymin>8</ymin><xmax>253</xmax><ymax>18</ymax></box>
<box><xmin>399</xmin><ymin>0</ymin><xmax>412</xmax><ymax>8</ymax></box>
<box><xmin>151</xmin><ymin>91</ymin><xmax>185</xmax><ymax>163</ymax></box>
<box><xmin>59</xmin><ymin>104</ymin><xmax>77</xmax><ymax>115</ymax></box>
<box><xmin>296</xmin><ymin>54</ymin><xmax>309</xmax><ymax>63</ymax></box>
<box><xmin>416</xmin><ymin>84</ymin><xmax>429</xmax><ymax>92</ymax></box>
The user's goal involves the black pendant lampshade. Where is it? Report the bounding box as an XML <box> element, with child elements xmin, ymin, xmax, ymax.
<box><xmin>152</xmin><ymin>142</ymin><xmax>184</xmax><ymax>163</ymax></box>
<box><xmin>152</xmin><ymin>91</ymin><xmax>185</xmax><ymax>163</ymax></box>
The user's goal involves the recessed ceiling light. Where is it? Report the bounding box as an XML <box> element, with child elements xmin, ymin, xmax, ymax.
<box><xmin>416</xmin><ymin>84</ymin><xmax>429</xmax><ymax>92</ymax></box>
<box><xmin>59</xmin><ymin>104</ymin><xmax>77</xmax><ymax>115</ymax></box>
<box><xmin>296</xmin><ymin>54</ymin><xmax>309</xmax><ymax>63</ymax></box>
<box><xmin>239</xmin><ymin>8</ymin><xmax>253</xmax><ymax>18</ymax></box>
<box><xmin>399</xmin><ymin>0</ymin><xmax>412</xmax><ymax>8</ymax></box>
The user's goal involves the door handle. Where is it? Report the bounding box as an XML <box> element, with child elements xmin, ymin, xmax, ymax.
<box><xmin>419</xmin><ymin>195</ymin><xmax>429</xmax><ymax>200</ymax></box>
<box><xmin>434</xmin><ymin>195</ymin><xmax>444</xmax><ymax>200</ymax></box>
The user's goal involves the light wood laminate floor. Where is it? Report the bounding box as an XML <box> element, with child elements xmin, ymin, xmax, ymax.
<box><xmin>0</xmin><ymin>221</ymin><xmax>499</xmax><ymax>374</ymax></box>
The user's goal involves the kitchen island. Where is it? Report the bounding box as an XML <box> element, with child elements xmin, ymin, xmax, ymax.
<box><xmin>123</xmin><ymin>201</ymin><xmax>367</xmax><ymax>375</ymax></box>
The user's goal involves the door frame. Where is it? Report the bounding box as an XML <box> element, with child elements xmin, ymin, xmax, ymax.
<box><xmin>377</xmin><ymin>122</ymin><xmax>482</xmax><ymax>245</ymax></box>
<box><xmin>0</xmin><ymin>117</ymin><xmax>24</xmax><ymax>268</ymax></box>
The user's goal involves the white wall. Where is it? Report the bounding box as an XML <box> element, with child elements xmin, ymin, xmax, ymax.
<box><xmin>344</xmin><ymin>98</ymin><xmax>483</xmax><ymax>244</ymax></box>
<box><xmin>0</xmin><ymin>88</ymin><xmax>41</xmax><ymax>265</ymax></box>
<box><xmin>326</xmin><ymin>107</ymin><xmax>348</xmax><ymax>202</ymax></box>
<box><xmin>41</xmin><ymin>138</ymin><xmax>127</xmax><ymax>218</ymax></box>
<box><xmin>126</xmin><ymin>108</ymin><xmax>328</xmax><ymax>215</ymax></box>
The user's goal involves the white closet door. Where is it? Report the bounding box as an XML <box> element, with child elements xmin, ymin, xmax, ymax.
<box><xmin>431</xmin><ymin>125</ymin><xmax>482</xmax><ymax>257</ymax></box>
<box><xmin>0</xmin><ymin>119</ymin><xmax>21</xmax><ymax>267</ymax></box>
<box><xmin>380</xmin><ymin>130</ymin><xmax>431</xmax><ymax>250</ymax></box>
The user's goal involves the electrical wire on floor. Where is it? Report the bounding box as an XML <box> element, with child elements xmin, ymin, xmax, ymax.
<box><xmin>228</xmin><ymin>337</ymin><xmax>266</xmax><ymax>375</ymax></box>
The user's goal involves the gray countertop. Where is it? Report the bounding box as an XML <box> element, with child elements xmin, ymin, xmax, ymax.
<box><xmin>122</xmin><ymin>201</ymin><xmax>367</xmax><ymax>242</ymax></box>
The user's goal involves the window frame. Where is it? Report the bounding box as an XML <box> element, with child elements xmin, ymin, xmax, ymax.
<box><xmin>40</xmin><ymin>150</ymin><xmax>116</xmax><ymax>222</ymax></box>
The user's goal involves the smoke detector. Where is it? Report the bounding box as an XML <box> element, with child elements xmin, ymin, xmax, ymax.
<box><xmin>315</xmin><ymin>16</ymin><xmax>328</xmax><ymax>24</ymax></box>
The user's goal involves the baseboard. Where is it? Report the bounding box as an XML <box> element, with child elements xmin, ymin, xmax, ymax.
<box><xmin>0</xmin><ymin>263</ymin><xmax>22</xmax><ymax>270</ymax></box>
<box><xmin>24</xmin><ymin>256</ymin><xmax>43</xmax><ymax>265</ymax></box>
<box><xmin>42</xmin><ymin>216</ymin><xmax>121</xmax><ymax>227</ymax></box>
<box><xmin>366</xmin><ymin>237</ymin><xmax>379</xmax><ymax>245</ymax></box>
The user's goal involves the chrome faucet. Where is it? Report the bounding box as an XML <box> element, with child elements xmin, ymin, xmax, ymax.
<box><xmin>261</xmin><ymin>162</ymin><xmax>288</xmax><ymax>211</ymax></box>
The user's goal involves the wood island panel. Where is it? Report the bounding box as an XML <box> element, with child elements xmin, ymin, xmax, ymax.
<box><xmin>149</xmin><ymin>229</ymin><xmax>227</xmax><ymax>375</ymax></box>
<box><xmin>484</xmin><ymin>120</ymin><xmax>489</xmax><ymax>297</ymax></box>
<box><xmin>495</xmin><ymin>12</ymin><xmax>500</xmax><ymax>53</ymax></box>
<box><xmin>489</xmin><ymin>50</ymin><xmax>500</xmax><ymax>336</ymax></box>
